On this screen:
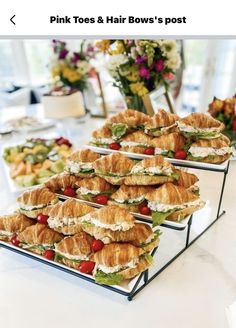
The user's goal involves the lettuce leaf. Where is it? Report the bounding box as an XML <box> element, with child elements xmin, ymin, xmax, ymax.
<box><xmin>54</xmin><ymin>253</ymin><xmax>81</xmax><ymax>264</ymax></box>
<box><xmin>111</xmin><ymin>123</ymin><xmax>128</xmax><ymax>139</ymax></box>
<box><xmin>95</xmin><ymin>270</ymin><xmax>124</xmax><ymax>285</ymax></box>
<box><xmin>144</xmin><ymin>253</ymin><xmax>154</xmax><ymax>265</ymax></box>
<box><xmin>82</xmin><ymin>221</ymin><xmax>95</xmax><ymax>229</ymax></box>
<box><xmin>152</xmin><ymin>211</ymin><xmax>174</xmax><ymax>227</ymax></box>
<box><xmin>80</xmin><ymin>168</ymin><xmax>94</xmax><ymax>173</ymax></box>
<box><xmin>183</xmin><ymin>131</ymin><xmax>220</xmax><ymax>139</ymax></box>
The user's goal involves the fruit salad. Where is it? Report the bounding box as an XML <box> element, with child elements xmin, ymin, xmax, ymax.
<box><xmin>3</xmin><ymin>137</ymin><xmax>72</xmax><ymax>187</ymax></box>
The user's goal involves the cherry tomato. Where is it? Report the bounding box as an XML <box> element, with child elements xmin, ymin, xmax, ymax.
<box><xmin>55</xmin><ymin>137</ymin><xmax>72</xmax><ymax>147</ymax></box>
<box><xmin>109</xmin><ymin>143</ymin><xmax>121</xmax><ymax>150</ymax></box>
<box><xmin>37</xmin><ymin>213</ymin><xmax>49</xmax><ymax>224</ymax></box>
<box><xmin>174</xmin><ymin>150</ymin><xmax>187</xmax><ymax>160</ymax></box>
<box><xmin>232</xmin><ymin>118</ymin><xmax>236</xmax><ymax>131</ymax></box>
<box><xmin>63</xmin><ymin>186</ymin><xmax>76</xmax><ymax>197</ymax></box>
<box><xmin>78</xmin><ymin>261</ymin><xmax>95</xmax><ymax>274</ymax></box>
<box><xmin>43</xmin><ymin>249</ymin><xmax>55</xmax><ymax>261</ymax></box>
<box><xmin>95</xmin><ymin>195</ymin><xmax>109</xmax><ymax>205</ymax></box>
<box><xmin>10</xmin><ymin>235</ymin><xmax>20</xmax><ymax>247</ymax></box>
<box><xmin>139</xmin><ymin>206</ymin><xmax>151</xmax><ymax>216</ymax></box>
<box><xmin>92</xmin><ymin>239</ymin><xmax>104</xmax><ymax>252</ymax></box>
<box><xmin>144</xmin><ymin>147</ymin><xmax>155</xmax><ymax>156</ymax></box>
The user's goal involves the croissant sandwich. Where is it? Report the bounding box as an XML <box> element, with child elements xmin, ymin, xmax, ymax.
<box><xmin>146</xmin><ymin>183</ymin><xmax>205</xmax><ymax>225</ymax></box>
<box><xmin>17</xmin><ymin>187</ymin><xmax>59</xmax><ymax>218</ymax></box>
<box><xmin>144</xmin><ymin>109</ymin><xmax>179</xmax><ymax>136</ymax></box>
<box><xmin>174</xmin><ymin>169</ymin><xmax>200</xmax><ymax>195</ymax></box>
<box><xmin>150</xmin><ymin>132</ymin><xmax>186</xmax><ymax>158</ymax></box>
<box><xmin>44</xmin><ymin>199</ymin><xmax>95</xmax><ymax>235</ymax></box>
<box><xmin>108</xmin><ymin>185</ymin><xmax>154</xmax><ymax>212</ymax></box>
<box><xmin>0</xmin><ymin>213</ymin><xmax>34</xmax><ymax>241</ymax></box>
<box><xmin>93</xmin><ymin>153</ymin><xmax>134</xmax><ymax>185</ymax></box>
<box><xmin>80</xmin><ymin>205</ymin><xmax>135</xmax><ymax>232</ymax></box>
<box><xmin>83</xmin><ymin>221</ymin><xmax>160</xmax><ymax>252</ymax></box>
<box><xmin>65</xmin><ymin>149</ymin><xmax>101</xmax><ymax>178</ymax></box>
<box><xmin>177</xmin><ymin>113</ymin><xmax>225</xmax><ymax>139</ymax></box>
<box><xmin>187</xmin><ymin>135</ymin><xmax>232</xmax><ymax>164</ymax></box>
<box><xmin>17</xmin><ymin>223</ymin><xmax>63</xmax><ymax>255</ymax></box>
<box><xmin>124</xmin><ymin>155</ymin><xmax>179</xmax><ymax>186</ymax></box>
<box><xmin>44</xmin><ymin>173</ymin><xmax>82</xmax><ymax>193</ymax></box>
<box><xmin>75</xmin><ymin>176</ymin><xmax>116</xmax><ymax>202</ymax></box>
<box><xmin>92</xmin><ymin>243</ymin><xmax>153</xmax><ymax>285</ymax></box>
<box><xmin>106</xmin><ymin>109</ymin><xmax>149</xmax><ymax>140</ymax></box>
<box><xmin>120</xmin><ymin>131</ymin><xmax>153</xmax><ymax>154</ymax></box>
<box><xmin>54</xmin><ymin>232</ymin><xmax>93</xmax><ymax>269</ymax></box>
<box><xmin>90</xmin><ymin>125</ymin><xmax>115</xmax><ymax>148</ymax></box>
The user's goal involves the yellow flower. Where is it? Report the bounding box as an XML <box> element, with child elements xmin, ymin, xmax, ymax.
<box><xmin>96</xmin><ymin>40</ymin><xmax>110</xmax><ymax>52</ymax></box>
<box><xmin>111</xmin><ymin>41</ymin><xmax>125</xmax><ymax>54</ymax></box>
<box><xmin>62</xmin><ymin>67</ymin><xmax>81</xmax><ymax>82</ymax></box>
<box><xmin>130</xmin><ymin>82</ymin><xmax>149</xmax><ymax>97</ymax></box>
<box><xmin>126</xmin><ymin>67</ymin><xmax>139</xmax><ymax>82</ymax></box>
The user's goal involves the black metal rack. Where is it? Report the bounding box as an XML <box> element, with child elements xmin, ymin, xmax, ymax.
<box><xmin>0</xmin><ymin>160</ymin><xmax>230</xmax><ymax>301</ymax></box>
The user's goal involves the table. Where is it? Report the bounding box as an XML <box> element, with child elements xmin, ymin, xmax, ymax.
<box><xmin>1</xmin><ymin>105</ymin><xmax>236</xmax><ymax>328</ymax></box>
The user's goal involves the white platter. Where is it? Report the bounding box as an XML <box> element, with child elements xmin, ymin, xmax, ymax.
<box><xmin>87</xmin><ymin>144</ymin><xmax>229</xmax><ymax>172</ymax></box>
<box><xmin>58</xmin><ymin>194</ymin><xmax>191</xmax><ymax>230</ymax></box>
<box><xmin>0</xmin><ymin>237</ymin><xmax>151</xmax><ymax>293</ymax></box>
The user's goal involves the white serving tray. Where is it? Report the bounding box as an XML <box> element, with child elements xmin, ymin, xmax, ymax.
<box><xmin>0</xmin><ymin>237</ymin><xmax>149</xmax><ymax>293</ymax></box>
<box><xmin>87</xmin><ymin>144</ymin><xmax>229</xmax><ymax>172</ymax></box>
<box><xmin>58</xmin><ymin>194</ymin><xmax>191</xmax><ymax>230</ymax></box>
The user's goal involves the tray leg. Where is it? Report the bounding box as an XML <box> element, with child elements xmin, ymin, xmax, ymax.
<box><xmin>185</xmin><ymin>215</ymin><xmax>193</xmax><ymax>248</ymax></box>
<box><xmin>216</xmin><ymin>161</ymin><xmax>229</xmax><ymax>219</ymax></box>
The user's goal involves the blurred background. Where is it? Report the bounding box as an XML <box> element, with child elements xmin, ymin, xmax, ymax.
<box><xmin>0</xmin><ymin>39</ymin><xmax>236</xmax><ymax>115</ymax></box>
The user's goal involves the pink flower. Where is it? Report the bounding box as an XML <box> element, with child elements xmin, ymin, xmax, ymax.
<box><xmin>155</xmin><ymin>59</ymin><xmax>164</xmax><ymax>72</ymax></box>
<box><xmin>135</xmin><ymin>55</ymin><xmax>147</xmax><ymax>65</ymax></box>
<box><xmin>163</xmin><ymin>72</ymin><xmax>175</xmax><ymax>80</ymax></box>
<box><xmin>71</xmin><ymin>52</ymin><xmax>80</xmax><ymax>63</ymax></box>
<box><xmin>59</xmin><ymin>48</ymin><xmax>69</xmax><ymax>59</ymax></box>
<box><xmin>139</xmin><ymin>67</ymin><xmax>151</xmax><ymax>79</ymax></box>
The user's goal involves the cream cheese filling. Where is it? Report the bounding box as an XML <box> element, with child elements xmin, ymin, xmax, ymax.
<box><xmin>145</xmin><ymin>123</ymin><xmax>176</xmax><ymax>133</ymax></box>
<box><xmin>91</xmin><ymin>137</ymin><xmax>114</xmax><ymax>145</ymax></box>
<box><xmin>154</xmin><ymin>147</ymin><xmax>169</xmax><ymax>155</ymax></box>
<box><xmin>177</xmin><ymin>122</ymin><xmax>220</xmax><ymax>133</ymax></box>
<box><xmin>131</xmin><ymin>165</ymin><xmax>173</xmax><ymax>176</ymax></box>
<box><xmin>98</xmin><ymin>257</ymin><xmax>139</xmax><ymax>274</ymax></box>
<box><xmin>77</xmin><ymin>187</ymin><xmax>100</xmax><ymax>195</ymax></box>
<box><xmin>19</xmin><ymin>203</ymin><xmax>46</xmax><ymax>211</ymax></box>
<box><xmin>48</xmin><ymin>216</ymin><xmax>82</xmax><ymax>229</ymax></box>
<box><xmin>189</xmin><ymin>146</ymin><xmax>232</xmax><ymax>158</ymax></box>
<box><xmin>54</xmin><ymin>248</ymin><xmax>89</xmax><ymax>261</ymax></box>
<box><xmin>148</xmin><ymin>198</ymin><xmax>204</xmax><ymax>213</ymax></box>
<box><xmin>120</xmin><ymin>141</ymin><xmax>148</xmax><ymax>147</ymax></box>
<box><xmin>66</xmin><ymin>161</ymin><xmax>93</xmax><ymax>173</ymax></box>
<box><xmin>21</xmin><ymin>243</ymin><xmax>52</xmax><ymax>249</ymax></box>
<box><xmin>81</xmin><ymin>214</ymin><xmax>133</xmax><ymax>231</ymax></box>
<box><xmin>113</xmin><ymin>195</ymin><xmax>145</xmax><ymax>204</ymax></box>
<box><xmin>0</xmin><ymin>230</ymin><xmax>14</xmax><ymax>237</ymax></box>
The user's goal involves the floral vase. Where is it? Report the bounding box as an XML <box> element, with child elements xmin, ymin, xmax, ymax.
<box><xmin>125</xmin><ymin>95</ymin><xmax>147</xmax><ymax>114</ymax></box>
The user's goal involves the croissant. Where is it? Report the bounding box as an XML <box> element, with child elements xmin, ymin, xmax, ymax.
<box><xmin>190</xmin><ymin>136</ymin><xmax>230</xmax><ymax>149</ymax></box>
<box><xmin>17</xmin><ymin>187</ymin><xmax>58</xmax><ymax>218</ymax></box>
<box><xmin>55</xmin><ymin>232</ymin><xmax>93</xmax><ymax>258</ymax></box>
<box><xmin>146</xmin><ymin>182</ymin><xmax>198</xmax><ymax>205</ymax></box>
<box><xmin>120</xmin><ymin>146</ymin><xmax>147</xmax><ymax>154</ymax></box>
<box><xmin>0</xmin><ymin>214</ymin><xmax>34</xmax><ymax>241</ymax></box>
<box><xmin>67</xmin><ymin>149</ymin><xmax>101</xmax><ymax>163</ymax></box>
<box><xmin>18</xmin><ymin>223</ymin><xmax>63</xmax><ymax>246</ymax></box>
<box><xmin>121</xmin><ymin>131</ymin><xmax>153</xmax><ymax>144</ymax></box>
<box><xmin>44</xmin><ymin>173</ymin><xmax>82</xmax><ymax>192</ymax></box>
<box><xmin>91</xmin><ymin>243</ymin><xmax>144</xmax><ymax>267</ymax></box>
<box><xmin>144</xmin><ymin>109</ymin><xmax>179</xmax><ymax>136</ymax></box>
<box><xmin>118</xmin><ymin>255</ymin><xmax>152</xmax><ymax>280</ymax></box>
<box><xmin>92</xmin><ymin>125</ymin><xmax>113</xmax><ymax>139</ymax></box>
<box><xmin>110</xmin><ymin>185</ymin><xmax>154</xmax><ymax>202</ymax></box>
<box><xmin>82</xmin><ymin>205</ymin><xmax>135</xmax><ymax>230</ymax></box>
<box><xmin>174</xmin><ymin>169</ymin><xmax>199</xmax><ymax>189</ymax></box>
<box><xmin>93</xmin><ymin>153</ymin><xmax>134</xmax><ymax>185</ymax></box>
<box><xmin>106</xmin><ymin>109</ymin><xmax>149</xmax><ymax>127</ymax></box>
<box><xmin>178</xmin><ymin>113</ymin><xmax>224</xmax><ymax>130</ymax></box>
<box><xmin>82</xmin><ymin>222</ymin><xmax>158</xmax><ymax>249</ymax></box>
<box><xmin>76</xmin><ymin>176</ymin><xmax>114</xmax><ymax>193</ymax></box>
<box><xmin>150</xmin><ymin>132</ymin><xmax>186</xmax><ymax>152</ymax></box>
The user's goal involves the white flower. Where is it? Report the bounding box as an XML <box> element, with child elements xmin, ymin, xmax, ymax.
<box><xmin>166</xmin><ymin>54</ymin><xmax>181</xmax><ymax>71</ymax></box>
<box><xmin>161</xmin><ymin>40</ymin><xmax>178</xmax><ymax>57</ymax></box>
<box><xmin>130</xmin><ymin>47</ymin><xmax>138</xmax><ymax>59</ymax></box>
<box><xmin>76</xmin><ymin>60</ymin><xmax>91</xmax><ymax>75</ymax></box>
<box><xmin>106</xmin><ymin>54</ymin><xmax>128</xmax><ymax>72</ymax></box>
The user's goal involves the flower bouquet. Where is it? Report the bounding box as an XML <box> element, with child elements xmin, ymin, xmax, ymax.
<box><xmin>51</xmin><ymin>40</ymin><xmax>95</xmax><ymax>91</ymax></box>
<box><xmin>96</xmin><ymin>39</ymin><xmax>181</xmax><ymax>113</ymax></box>
<box><xmin>208</xmin><ymin>95</ymin><xmax>236</xmax><ymax>153</ymax></box>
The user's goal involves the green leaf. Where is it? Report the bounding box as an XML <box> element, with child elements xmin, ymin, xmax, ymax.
<box><xmin>82</xmin><ymin>221</ymin><xmax>95</xmax><ymax>229</ymax></box>
<box><xmin>144</xmin><ymin>253</ymin><xmax>154</xmax><ymax>265</ymax></box>
<box><xmin>152</xmin><ymin>211</ymin><xmax>174</xmax><ymax>227</ymax></box>
<box><xmin>95</xmin><ymin>270</ymin><xmax>124</xmax><ymax>285</ymax></box>
<box><xmin>111</xmin><ymin>123</ymin><xmax>128</xmax><ymax>139</ymax></box>
<box><xmin>171</xmin><ymin>173</ymin><xmax>180</xmax><ymax>180</ymax></box>
<box><xmin>80</xmin><ymin>168</ymin><xmax>94</xmax><ymax>173</ymax></box>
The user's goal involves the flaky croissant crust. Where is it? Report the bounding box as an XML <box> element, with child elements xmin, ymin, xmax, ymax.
<box><xmin>88</xmin><ymin>205</ymin><xmax>135</xmax><ymax>226</ymax></box>
<box><xmin>75</xmin><ymin>176</ymin><xmax>114</xmax><ymax>192</ymax></box>
<box><xmin>174</xmin><ymin>169</ymin><xmax>199</xmax><ymax>189</ymax></box>
<box><xmin>92</xmin><ymin>125</ymin><xmax>112</xmax><ymax>139</ymax></box>
<box><xmin>45</xmin><ymin>173</ymin><xmax>82</xmax><ymax>192</ymax></box>
<box><xmin>179</xmin><ymin>113</ymin><xmax>224</xmax><ymax>130</ymax></box>
<box><xmin>93</xmin><ymin>153</ymin><xmax>134</xmax><ymax>175</ymax></box>
<box><xmin>111</xmin><ymin>185</ymin><xmax>154</xmax><ymax>201</ymax></box>
<box><xmin>122</xmin><ymin>131</ymin><xmax>153</xmax><ymax>143</ymax></box>
<box><xmin>18</xmin><ymin>223</ymin><xmax>63</xmax><ymax>245</ymax></box>
<box><xmin>17</xmin><ymin>187</ymin><xmax>57</xmax><ymax>205</ymax></box>
<box><xmin>68</xmin><ymin>149</ymin><xmax>101</xmax><ymax>163</ymax></box>
<box><xmin>0</xmin><ymin>213</ymin><xmax>34</xmax><ymax>233</ymax></box>
<box><xmin>150</xmin><ymin>133</ymin><xmax>186</xmax><ymax>151</ymax></box>
<box><xmin>55</xmin><ymin>232</ymin><xmax>93</xmax><ymax>256</ymax></box>
<box><xmin>44</xmin><ymin>199</ymin><xmax>95</xmax><ymax>218</ymax></box>
<box><xmin>106</xmin><ymin>109</ymin><xmax>149</xmax><ymax>127</ymax></box>
<box><xmin>145</xmin><ymin>109</ymin><xmax>179</xmax><ymax>128</ymax></box>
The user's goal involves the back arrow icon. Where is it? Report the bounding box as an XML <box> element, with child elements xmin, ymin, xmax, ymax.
<box><xmin>10</xmin><ymin>15</ymin><xmax>16</xmax><ymax>25</ymax></box>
